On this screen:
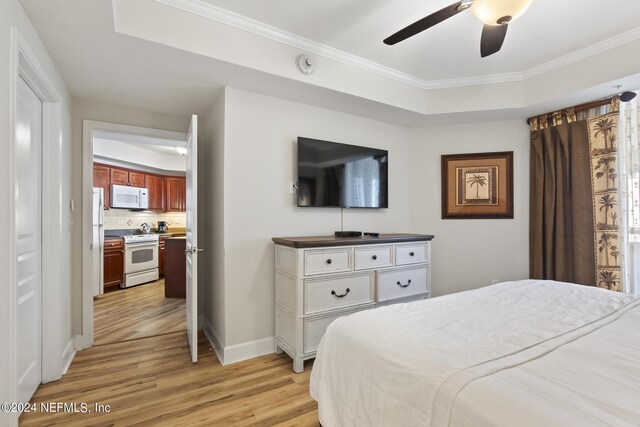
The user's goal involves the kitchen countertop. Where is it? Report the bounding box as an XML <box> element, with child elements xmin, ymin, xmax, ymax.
<box><xmin>104</xmin><ymin>228</ymin><xmax>186</xmax><ymax>238</ymax></box>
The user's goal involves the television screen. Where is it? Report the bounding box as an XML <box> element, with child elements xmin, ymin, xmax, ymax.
<box><xmin>297</xmin><ymin>137</ymin><xmax>388</xmax><ymax>208</ymax></box>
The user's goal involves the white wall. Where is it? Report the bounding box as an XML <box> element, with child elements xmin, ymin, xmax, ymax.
<box><xmin>221</xmin><ymin>88</ymin><xmax>412</xmax><ymax>350</ymax></box>
<box><xmin>0</xmin><ymin>0</ymin><xmax>72</xmax><ymax>423</ymax></box>
<box><xmin>409</xmin><ymin>120</ymin><xmax>531</xmax><ymax>296</ymax></box>
<box><xmin>70</xmin><ymin>99</ymin><xmax>190</xmax><ymax>334</ymax></box>
<box><xmin>93</xmin><ymin>138</ymin><xmax>186</xmax><ymax>172</ymax></box>
<box><xmin>200</xmin><ymin>89</ymin><xmax>227</xmax><ymax>349</ymax></box>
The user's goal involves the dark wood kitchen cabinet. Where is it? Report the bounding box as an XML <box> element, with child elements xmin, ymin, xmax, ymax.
<box><xmin>94</xmin><ymin>162</ymin><xmax>184</xmax><ymax>212</ymax></box>
<box><xmin>109</xmin><ymin>167</ymin><xmax>129</xmax><ymax>186</ymax></box>
<box><xmin>110</xmin><ymin>167</ymin><xmax>145</xmax><ymax>187</ymax></box>
<box><xmin>93</xmin><ymin>164</ymin><xmax>110</xmax><ymax>209</ymax></box>
<box><xmin>104</xmin><ymin>238</ymin><xmax>124</xmax><ymax>289</ymax></box>
<box><xmin>145</xmin><ymin>174</ymin><xmax>165</xmax><ymax>212</ymax></box>
<box><xmin>166</xmin><ymin>177</ymin><xmax>186</xmax><ymax>212</ymax></box>
<box><xmin>129</xmin><ymin>171</ymin><xmax>145</xmax><ymax>187</ymax></box>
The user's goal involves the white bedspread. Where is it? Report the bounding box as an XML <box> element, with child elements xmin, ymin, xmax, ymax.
<box><xmin>309</xmin><ymin>280</ymin><xmax>640</xmax><ymax>426</ymax></box>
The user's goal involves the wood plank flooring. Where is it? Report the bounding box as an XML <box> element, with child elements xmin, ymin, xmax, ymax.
<box><xmin>94</xmin><ymin>279</ymin><xmax>186</xmax><ymax>346</ymax></box>
<box><xmin>21</xmin><ymin>333</ymin><xmax>318</xmax><ymax>426</ymax></box>
<box><xmin>21</xmin><ymin>278</ymin><xmax>319</xmax><ymax>426</ymax></box>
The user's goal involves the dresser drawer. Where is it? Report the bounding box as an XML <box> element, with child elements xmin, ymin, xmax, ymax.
<box><xmin>304</xmin><ymin>249</ymin><xmax>351</xmax><ymax>276</ymax></box>
<box><xmin>354</xmin><ymin>245</ymin><xmax>393</xmax><ymax>270</ymax></box>
<box><xmin>376</xmin><ymin>293</ymin><xmax>429</xmax><ymax>307</ymax></box>
<box><xmin>303</xmin><ymin>307</ymin><xmax>372</xmax><ymax>354</ymax></box>
<box><xmin>395</xmin><ymin>242</ymin><xmax>429</xmax><ymax>265</ymax></box>
<box><xmin>304</xmin><ymin>273</ymin><xmax>373</xmax><ymax>315</ymax></box>
<box><xmin>377</xmin><ymin>266</ymin><xmax>428</xmax><ymax>302</ymax></box>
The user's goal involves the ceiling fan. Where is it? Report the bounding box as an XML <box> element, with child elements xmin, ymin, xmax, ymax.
<box><xmin>384</xmin><ymin>0</ymin><xmax>534</xmax><ymax>57</ymax></box>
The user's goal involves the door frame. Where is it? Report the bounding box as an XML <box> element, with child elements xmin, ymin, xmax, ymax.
<box><xmin>81</xmin><ymin>120</ymin><xmax>187</xmax><ymax>348</ymax></box>
<box><xmin>8</xmin><ymin>27</ymin><xmax>67</xmax><ymax>421</ymax></box>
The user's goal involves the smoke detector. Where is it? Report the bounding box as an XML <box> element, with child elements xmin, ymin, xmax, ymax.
<box><xmin>296</xmin><ymin>54</ymin><xmax>314</xmax><ymax>75</ymax></box>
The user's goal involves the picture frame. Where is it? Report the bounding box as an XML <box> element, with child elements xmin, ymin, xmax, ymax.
<box><xmin>441</xmin><ymin>151</ymin><xmax>514</xmax><ymax>219</ymax></box>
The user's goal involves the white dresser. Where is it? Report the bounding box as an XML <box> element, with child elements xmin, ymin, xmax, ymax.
<box><xmin>272</xmin><ymin>234</ymin><xmax>434</xmax><ymax>372</ymax></box>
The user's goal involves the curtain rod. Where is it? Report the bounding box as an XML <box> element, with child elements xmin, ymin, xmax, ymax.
<box><xmin>526</xmin><ymin>96</ymin><xmax>616</xmax><ymax>125</ymax></box>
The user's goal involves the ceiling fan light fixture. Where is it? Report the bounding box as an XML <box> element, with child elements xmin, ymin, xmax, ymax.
<box><xmin>457</xmin><ymin>0</ymin><xmax>474</xmax><ymax>12</ymax></box>
<box><xmin>471</xmin><ymin>0</ymin><xmax>533</xmax><ymax>25</ymax></box>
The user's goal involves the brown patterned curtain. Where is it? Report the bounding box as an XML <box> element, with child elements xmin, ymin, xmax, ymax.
<box><xmin>529</xmin><ymin>98</ymin><xmax>623</xmax><ymax>290</ymax></box>
<box><xmin>586</xmin><ymin>109</ymin><xmax>623</xmax><ymax>291</ymax></box>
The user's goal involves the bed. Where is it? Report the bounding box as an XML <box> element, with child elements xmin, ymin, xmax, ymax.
<box><xmin>310</xmin><ymin>279</ymin><xmax>640</xmax><ymax>426</ymax></box>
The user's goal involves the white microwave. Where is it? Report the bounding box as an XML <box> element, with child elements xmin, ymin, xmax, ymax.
<box><xmin>111</xmin><ymin>184</ymin><xmax>149</xmax><ymax>210</ymax></box>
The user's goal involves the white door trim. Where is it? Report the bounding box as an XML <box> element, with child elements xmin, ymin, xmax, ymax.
<box><xmin>81</xmin><ymin>120</ymin><xmax>187</xmax><ymax>348</ymax></box>
<box><xmin>8</xmin><ymin>27</ymin><xmax>66</xmax><ymax>426</ymax></box>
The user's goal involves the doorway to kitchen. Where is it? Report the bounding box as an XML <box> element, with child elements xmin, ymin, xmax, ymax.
<box><xmin>82</xmin><ymin>119</ymin><xmax>199</xmax><ymax>361</ymax></box>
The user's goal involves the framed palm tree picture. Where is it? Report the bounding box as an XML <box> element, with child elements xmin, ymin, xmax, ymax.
<box><xmin>441</xmin><ymin>151</ymin><xmax>513</xmax><ymax>219</ymax></box>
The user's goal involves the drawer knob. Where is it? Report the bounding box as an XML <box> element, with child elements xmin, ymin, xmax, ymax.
<box><xmin>331</xmin><ymin>288</ymin><xmax>350</xmax><ymax>298</ymax></box>
<box><xmin>326</xmin><ymin>259</ymin><xmax>332</xmax><ymax>265</ymax></box>
<box><xmin>397</xmin><ymin>279</ymin><xmax>412</xmax><ymax>288</ymax></box>
<box><xmin>409</xmin><ymin>252</ymin><xmax>415</xmax><ymax>257</ymax></box>
<box><xmin>372</xmin><ymin>255</ymin><xmax>377</xmax><ymax>260</ymax></box>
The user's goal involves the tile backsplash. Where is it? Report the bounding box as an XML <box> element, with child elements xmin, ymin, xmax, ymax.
<box><xmin>104</xmin><ymin>210</ymin><xmax>186</xmax><ymax>230</ymax></box>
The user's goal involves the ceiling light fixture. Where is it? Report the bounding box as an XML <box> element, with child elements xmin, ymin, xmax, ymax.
<box><xmin>471</xmin><ymin>0</ymin><xmax>534</xmax><ymax>25</ymax></box>
<box><xmin>175</xmin><ymin>146</ymin><xmax>187</xmax><ymax>155</ymax></box>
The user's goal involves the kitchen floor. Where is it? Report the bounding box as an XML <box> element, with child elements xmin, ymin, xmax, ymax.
<box><xmin>94</xmin><ymin>279</ymin><xmax>186</xmax><ymax>346</ymax></box>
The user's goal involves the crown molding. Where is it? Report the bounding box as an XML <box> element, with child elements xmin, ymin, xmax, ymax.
<box><xmin>154</xmin><ymin>0</ymin><xmax>640</xmax><ymax>90</ymax></box>
<box><xmin>423</xmin><ymin>71</ymin><xmax>524</xmax><ymax>89</ymax></box>
<box><xmin>153</xmin><ymin>0</ymin><xmax>433</xmax><ymax>89</ymax></box>
<box><xmin>523</xmin><ymin>26</ymin><xmax>640</xmax><ymax>80</ymax></box>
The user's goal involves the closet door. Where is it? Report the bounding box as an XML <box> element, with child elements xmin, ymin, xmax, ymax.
<box><xmin>15</xmin><ymin>76</ymin><xmax>43</xmax><ymax>404</ymax></box>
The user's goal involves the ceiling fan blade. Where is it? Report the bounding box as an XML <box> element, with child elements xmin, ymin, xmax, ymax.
<box><xmin>384</xmin><ymin>1</ymin><xmax>467</xmax><ymax>45</ymax></box>
<box><xmin>480</xmin><ymin>24</ymin><xmax>508</xmax><ymax>57</ymax></box>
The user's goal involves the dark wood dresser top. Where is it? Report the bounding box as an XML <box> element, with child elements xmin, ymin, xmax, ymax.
<box><xmin>272</xmin><ymin>233</ymin><xmax>434</xmax><ymax>248</ymax></box>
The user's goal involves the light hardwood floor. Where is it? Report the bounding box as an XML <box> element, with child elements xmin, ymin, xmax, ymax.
<box><xmin>21</xmin><ymin>332</ymin><xmax>317</xmax><ymax>426</ymax></box>
<box><xmin>94</xmin><ymin>279</ymin><xmax>186</xmax><ymax>346</ymax></box>
<box><xmin>21</xmin><ymin>279</ymin><xmax>319</xmax><ymax>426</ymax></box>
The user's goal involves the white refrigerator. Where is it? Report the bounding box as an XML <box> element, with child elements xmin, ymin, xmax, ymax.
<box><xmin>92</xmin><ymin>187</ymin><xmax>104</xmax><ymax>297</ymax></box>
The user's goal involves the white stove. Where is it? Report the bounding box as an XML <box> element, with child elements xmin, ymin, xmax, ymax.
<box><xmin>123</xmin><ymin>234</ymin><xmax>159</xmax><ymax>244</ymax></box>
<box><xmin>122</xmin><ymin>234</ymin><xmax>159</xmax><ymax>288</ymax></box>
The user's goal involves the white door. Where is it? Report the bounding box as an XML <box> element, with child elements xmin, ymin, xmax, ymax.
<box><xmin>15</xmin><ymin>77</ymin><xmax>43</xmax><ymax>403</ymax></box>
<box><xmin>185</xmin><ymin>115</ymin><xmax>199</xmax><ymax>362</ymax></box>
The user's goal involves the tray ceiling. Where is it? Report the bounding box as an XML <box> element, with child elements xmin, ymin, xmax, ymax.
<box><xmin>200</xmin><ymin>0</ymin><xmax>640</xmax><ymax>82</ymax></box>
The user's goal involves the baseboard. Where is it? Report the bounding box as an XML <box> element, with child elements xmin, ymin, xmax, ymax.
<box><xmin>62</xmin><ymin>337</ymin><xmax>79</xmax><ymax>375</ymax></box>
<box><xmin>73</xmin><ymin>335</ymin><xmax>83</xmax><ymax>350</ymax></box>
<box><xmin>222</xmin><ymin>337</ymin><xmax>275</xmax><ymax>366</ymax></box>
<box><xmin>202</xmin><ymin>316</ymin><xmax>224</xmax><ymax>364</ymax></box>
<box><xmin>201</xmin><ymin>317</ymin><xmax>275</xmax><ymax>366</ymax></box>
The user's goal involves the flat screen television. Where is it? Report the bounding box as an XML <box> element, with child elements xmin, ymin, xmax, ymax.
<box><xmin>297</xmin><ymin>137</ymin><xmax>388</xmax><ymax>208</ymax></box>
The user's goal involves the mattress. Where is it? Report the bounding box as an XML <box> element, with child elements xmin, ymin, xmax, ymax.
<box><xmin>310</xmin><ymin>280</ymin><xmax>640</xmax><ymax>426</ymax></box>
